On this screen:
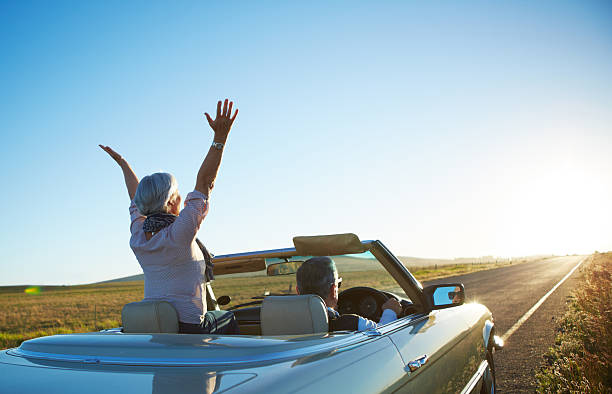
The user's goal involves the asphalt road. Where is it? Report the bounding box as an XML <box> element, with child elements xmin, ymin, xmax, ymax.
<box><xmin>423</xmin><ymin>255</ymin><xmax>586</xmax><ymax>393</ymax></box>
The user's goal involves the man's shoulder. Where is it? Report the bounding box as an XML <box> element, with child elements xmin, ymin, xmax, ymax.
<box><xmin>326</xmin><ymin>307</ymin><xmax>339</xmax><ymax>318</ymax></box>
<box><xmin>327</xmin><ymin>308</ymin><xmax>361</xmax><ymax>331</ymax></box>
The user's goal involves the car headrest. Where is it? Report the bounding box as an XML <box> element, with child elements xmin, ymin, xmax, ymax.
<box><xmin>121</xmin><ymin>300</ymin><xmax>179</xmax><ymax>333</ymax></box>
<box><xmin>260</xmin><ymin>295</ymin><xmax>329</xmax><ymax>335</ymax></box>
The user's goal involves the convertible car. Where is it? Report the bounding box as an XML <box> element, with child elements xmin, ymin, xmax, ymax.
<box><xmin>0</xmin><ymin>234</ymin><xmax>502</xmax><ymax>393</ymax></box>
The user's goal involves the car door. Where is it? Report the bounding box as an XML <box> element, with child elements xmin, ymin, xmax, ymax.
<box><xmin>381</xmin><ymin>306</ymin><xmax>480</xmax><ymax>393</ymax></box>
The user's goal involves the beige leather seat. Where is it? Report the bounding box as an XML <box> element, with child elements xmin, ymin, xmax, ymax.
<box><xmin>121</xmin><ymin>300</ymin><xmax>179</xmax><ymax>333</ymax></box>
<box><xmin>260</xmin><ymin>295</ymin><xmax>329</xmax><ymax>335</ymax></box>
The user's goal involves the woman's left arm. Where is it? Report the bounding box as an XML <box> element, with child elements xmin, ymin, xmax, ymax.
<box><xmin>99</xmin><ymin>145</ymin><xmax>139</xmax><ymax>200</ymax></box>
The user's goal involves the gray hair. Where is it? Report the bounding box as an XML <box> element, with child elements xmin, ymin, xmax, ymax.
<box><xmin>296</xmin><ymin>257</ymin><xmax>338</xmax><ymax>300</ymax></box>
<box><xmin>134</xmin><ymin>172</ymin><xmax>178</xmax><ymax>215</ymax></box>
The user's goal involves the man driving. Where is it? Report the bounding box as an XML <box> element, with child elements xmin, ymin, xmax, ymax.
<box><xmin>296</xmin><ymin>256</ymin><xmax>402</xmax><ymax>331</ymax></box>
<box><xmin>451</xmin><ymin>286</ymin><xmax>465</xmax><ymax>304</ymax></box>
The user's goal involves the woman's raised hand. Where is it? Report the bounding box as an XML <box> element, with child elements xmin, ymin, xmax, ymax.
<box><xmin>99</xmin><ymin>144</ymin><xmax>139</xmax><ymax>200</ymax></box>
<box><xmin>99</xmin><ymin>145</ymin><xmax>124</xmax><ymax>165</ymax></box>
<box><xmin>204</xmin><ymin>99</ymin><xmax>238</xmax><ymax>142</ymax></box>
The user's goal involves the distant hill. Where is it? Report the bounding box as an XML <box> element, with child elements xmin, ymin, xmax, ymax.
<box><xmin>96</xmin><ymin>274</ymin><xmax>144</xmax><ymax>284</ymax></box>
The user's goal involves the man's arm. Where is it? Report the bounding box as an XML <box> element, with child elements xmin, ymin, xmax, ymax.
<box><xmin>196</xmin><ymin>99</ymin><xmax>238</xmax><ymax>196</ymax></box>
<box><xmin>356</xmin><ymin>298</ymin><xmax>402</xmax><ymax>331</ymax></box>
<box><xmin>99</xmin><ymin>145</ymin><xmax>139</xmax><ymax>200</ymax></box>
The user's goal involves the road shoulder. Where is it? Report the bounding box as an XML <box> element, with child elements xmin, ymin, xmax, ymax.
<box><xmin>495</xmin><ymin>263</ymin><xmax>586</xmax><ymax>393</ymax></box>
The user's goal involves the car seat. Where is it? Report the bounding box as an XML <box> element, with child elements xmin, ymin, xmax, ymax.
<box><xmin>260</xmin><ymin>294</ymin><xmax>329</xmax><ymax>335</ymax></box>
<box><xmin>121</xmin><ymin>300</ymin><xmax>179</xmax><ymax>333</ymax></box>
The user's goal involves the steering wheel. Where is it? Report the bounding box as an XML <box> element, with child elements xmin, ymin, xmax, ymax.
<box><xmin>337</xmin><ymin>286</ymin><xmax>395</xmax><ymax>321</ymax></box>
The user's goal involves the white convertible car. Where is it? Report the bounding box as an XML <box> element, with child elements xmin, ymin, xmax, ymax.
<box><xmin>0</xmin><ymin>234</ymin><xmax>502</xmax><ymax>393</ymax></box>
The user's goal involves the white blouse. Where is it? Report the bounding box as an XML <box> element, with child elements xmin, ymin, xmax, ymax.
<box><xmin>129</xmin><ymin>190</ymin><xmax>209</xmax><ymax>324</ymax></box>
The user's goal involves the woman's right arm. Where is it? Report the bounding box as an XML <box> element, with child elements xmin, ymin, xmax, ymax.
<box><xmin>196</xmin><ymin>98</ymin><xmax>238</xmax><ymax>196</ymax></box>
<box><xmin>99</xmin><ymin>145</ymin><xmax>139</xmax><ymax>200</ymax></box>
<box><xmin>99</xmin><ymin>145</ymin><xmax>144</xmax><ymax>234</ymax></box>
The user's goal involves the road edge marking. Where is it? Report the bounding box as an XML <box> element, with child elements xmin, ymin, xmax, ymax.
<box><xmin>501</xmin><ymin>256</ymin><xmax>587</xmax><ymax>342</ymax></box>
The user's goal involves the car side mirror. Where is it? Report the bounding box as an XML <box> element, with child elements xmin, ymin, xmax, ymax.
<box><xmin>217</xmin><ymin>295</ymin><xmax>231</xmax><ymax>306</ymax></box>
<box><xmin>423</xmin><ymin>283</ymin><xmax>465</xmax><ymax>310</ymax></box>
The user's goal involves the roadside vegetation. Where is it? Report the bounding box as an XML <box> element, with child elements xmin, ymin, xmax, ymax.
<box><xmin>536</xmin><ymin>253</ymin><xmax>612</xmax><ymax>393</ymax></box>
<box><xmin>0</xmin><ymin>258</ymin><xmax>532</xmax><ymax>350</ymax></box>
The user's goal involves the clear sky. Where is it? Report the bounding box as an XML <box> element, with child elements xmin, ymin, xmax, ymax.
<box><xmin>1</xmin><ymin>1</ymin><xmax>611</xmax><ymax>285</ymax></box>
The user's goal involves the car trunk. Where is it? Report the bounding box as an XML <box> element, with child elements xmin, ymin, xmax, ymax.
<box><xmin>5</xmin><ymin>330</ymin><xmax>364</xmax><ymax>367</ymax></box>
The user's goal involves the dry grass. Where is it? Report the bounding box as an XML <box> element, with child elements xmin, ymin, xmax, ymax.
<box><xmin>0</xmin><ymin>282</ymin><xmax>143</xmax><ymax>349</ymax></box>
<box><xmin>408</xmin><ymin>260</ymin><xmax>520</xmax><ymax>281</ymax></box>
<box><xmin>536</xmin><ymin>253</ymin><xmax>612</xmax><ymax>393</ymax></box>
<box><xmin>0</xmin><ymin>259</ymin><xmax>525</xmax><ymax>350</ymax></box>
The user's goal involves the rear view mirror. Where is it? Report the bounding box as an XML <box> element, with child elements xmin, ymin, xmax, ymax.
<box><xmin>213</xmin><ymin>258</ymin><xmax>266</xmax><ymax>276</ymax></box>
<box><xmin>423</xmin><ymin>283</ymin><xmax>465</xmax><ymax>310</ymax></box>
<box><xmin>266</xmin><ymin>261</ymin><xmax>303</xmax><ymax>276</ymax></box>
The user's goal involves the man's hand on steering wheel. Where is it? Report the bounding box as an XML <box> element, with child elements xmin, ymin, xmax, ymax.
<box><xmin>382</xmin><ymin>298</ymin><xmax>402</xmax><ymax>317</ymax></box>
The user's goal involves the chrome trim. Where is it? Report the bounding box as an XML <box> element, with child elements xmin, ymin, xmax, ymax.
<box><xmin>460</xmin><ymin>360</ymin><xmax>489</xmax><ymax>394</ymax></box>
<box><xmin>363</xmin><ymin>329</ymin><xmax>382</xmax><ymax>337</ymax></box>
<box><xmin>213</xmin><ymin>240</ymin><xmax>376</xmax><ymax>262</ymax></box>
<box><xmin>214</xmin><ymin>247</ymin><xmax>298</xmax><ymax>260</ymax></box>
<box><xmin>493</xmin><ymin>335</ymin><xmax>504</xmax><ymax>350</ymax></box>
<box><xmin>483</xmin><ymin>320</ymin><xmax>494</xmax><ymax>349</ymax></box>
<box><xmin>406</xmin><ymin>354</ymin><xmax>428</xmax><ymax>372</ymax></box>
<box><xmin>376</xmin><ymin>313</ymin><xmax>428</xmax><ymax>335</ymax></box>
<box><xmin>6</xmin><ymin>332</ymin><xmax>382</xmax><ymax>367</ymax></box>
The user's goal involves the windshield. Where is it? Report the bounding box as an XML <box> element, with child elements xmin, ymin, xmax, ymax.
<box><xmin>212</xmin><ymin>250</ymin><xmax>410</xmax><ymax>310</ymax></box>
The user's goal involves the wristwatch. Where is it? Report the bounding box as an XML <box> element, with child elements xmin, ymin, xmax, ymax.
<box><xmin>211</xmin><ymin>142</ymin><xmax>224</xmax><ymax>150</ymax></box>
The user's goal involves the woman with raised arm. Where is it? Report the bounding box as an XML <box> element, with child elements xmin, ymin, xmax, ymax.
<box><xmin>100</xmin><ymin>99</ymin><xmax>239</xmax><ymax>334</ymax></box>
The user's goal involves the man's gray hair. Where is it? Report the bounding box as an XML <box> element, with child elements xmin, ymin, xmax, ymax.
<box><xmin>296</xmin><ymin>256</ymin><xmax>338</xmax><ymax>300</ymax></box>
<box><xmin>134</xmin><ymin>172</ymin><xmax>178</xmax><ymax>215</ymax></box>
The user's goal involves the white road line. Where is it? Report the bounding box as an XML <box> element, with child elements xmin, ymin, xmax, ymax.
<box><xmin>501</xmin><ymin>257</ymin><xmax>587</xmax><ymax>342</ymax></box>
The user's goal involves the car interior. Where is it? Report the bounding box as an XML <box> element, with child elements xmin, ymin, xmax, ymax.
<box><xmin>120</xmin><ymin>234</ymin><xmax>423</xmax><ymax>336</ymax></box>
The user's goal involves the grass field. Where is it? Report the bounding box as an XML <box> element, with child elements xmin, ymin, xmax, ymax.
<box><xmin>536</xmin><ymin>253</ymin><xmax>611</xmax><ymax>393</ymax></box>
<box><xmin>0</xmin><ymin>259</ymin><xmax>527</xmax><ymax>350</ymax></box>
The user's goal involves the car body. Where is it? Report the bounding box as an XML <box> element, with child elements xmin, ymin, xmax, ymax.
<box><xmin>0</xmin><ymin>234</ymin><xmax>501</xmax><ymax>393</ymax></box>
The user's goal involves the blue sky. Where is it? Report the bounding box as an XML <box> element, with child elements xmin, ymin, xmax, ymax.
<box><xmin>1</xmin><ymin>1</ymin><xmax>611</xmax><ymax>285</ymax></box>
